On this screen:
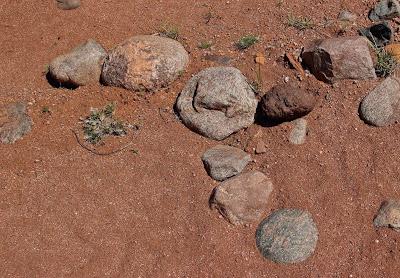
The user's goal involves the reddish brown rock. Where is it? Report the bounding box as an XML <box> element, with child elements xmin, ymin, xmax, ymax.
<box><xmin>302</xmin><ymin>37</ymin><xmax>376</xmax><ymax>83</ymax></box>
<box><xmin>260</xmin><ymin>83</ymin><xmax>316</xmax><ymax>122</ymax></box>
<box><xmin>210</xmin><ymin>171</ymin><xmax>273</xmax><ymax>225</ymax></box>
<box><xmin>101</xmin><ymin>35</ymin><xmax>189</xmax><ymax>92</ymax></box>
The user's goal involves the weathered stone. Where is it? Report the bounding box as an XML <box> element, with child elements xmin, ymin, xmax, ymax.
<box><xmin>255</xmin><ymin>141</ymin><xmax>267</xmax><ymax>154</ymax></box>
<box><xmin>260</xmin><ymin>83</ymin><xmax>316</xmax><ymax>122</ymax></box>
<box><xmin>56</xmin><ymin>0</ymin><xmax>80</xmax><ymax>10</ymax></box>
<box><xmin>176</xmin><ymin>67</ymin><xmax>258</xmax><ymax>140</ymax></box>
<box><xmin>302</xmin><ymin>37</ymin><xmax>376</xmax><ymax>83</ymax></box>
<box><xmin>369</xmin><ymin>0</ymin><xmax>400</xmax><ymax>21</ymax></box>
<box><xmin>359</xmin><ymin>77</ymin><xmax>400</xmax><ymax>126</ymax></box>
<box><xmin>338</xmin><ymin>10</ymin><xmax>358</xmax><ymax>22</ymax></box>
<box><xmin>374</xmin><ymin>200</ymin><xmax>400</xmax><ymax>231</ymax></box>
<box><xmin>49</xmin><ymin>39</ymin><xmax>107</xmax><ymax>87</ymax></box>
<box><xmin>0</xmin><ymin>102</ymin><xmax>32</xmax><ymax>144</ymax></box>
<box><xmin>359</xmin><ymin>22</ymin><xmax>392</xmax><ymax>47</ymax></box>
<box><xmin>256</xmin><ymin>209</ymin><xmax>318</xmax><ymax>264</ymax></box>
<box><xmin>101</xmin><ymin>35</ymin><xmax>189</xmax><ymax>92</ymax></box>
<box><xmin>289</xmin><ymin>119</ymin><xmax>307</xmax><ymax>145</ymax></box>
<box><xmin>202</xmin><ymin>145</ymin><xmax>251</xmax><ymax>181</ymax></box>
<box><xmin>210</xmin><ymin>171</ymin><xmax>273</xmax><ymax>225</ymax></box>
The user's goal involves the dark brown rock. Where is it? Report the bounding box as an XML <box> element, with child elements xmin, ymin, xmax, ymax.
<box><xmin>0</xmin><ymin>102</ymin><xmax>32</xmax><ymax>144</ymax></box>
<box><xmin>210</xmin><ymin>171</ymin><xmax>273</xmax><ymax>225</ymax></box>
<box><xmin>101</xmin><ymin>35</ymin><xmax>189</xmax><ymax>92</ymax></box>
<box><xmin>302</xmin><ymin>37</ymin><xmax>376</xmax><ymax>83</ymax></box>
<box><xmin>260</xmin><ymin>83</ymin><xmax>316</xmax><ymax>122</ymax></box>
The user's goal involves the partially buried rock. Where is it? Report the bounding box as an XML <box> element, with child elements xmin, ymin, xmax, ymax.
<box><xmin>48</xmin><ymin>39</ymin><xmax>107</xmax><ymax>87</ymax></box>
<box><xmin>302</xmin><ymin>36</ymin><xmax>376</xmax><ymax>83</ymax></box>
<box><xmin>202</xmin><ymin>145</ymin><xmax>251</xmax><ymax>181</ymax></box>
<box><xmin>256</xmin><ymin>209</ymin><xmax>318</xmax><ymax>264</ymax></box>
<box><xmin>56</xmin><ymin>0</ymin><xmax>80</xmax><ymax>10</ymax></box>
<box><xmin>0</xmin><ymin>102</ymin><xmax>32</xmax><ymax>144</ymax></box>
<box><xmin>359</xmin><ymin>22</ymin><xmax>392</xmax><ymax>47</ymax></box>
<box><xmin>210</xmin><ymin>171</ymin><xmax>273</xmax><ymax>225</ymax></box>
<box><xmin>359</xmin><ymin>77</ymin><xmax>400</xmax><ymax>126</ymax></box>
<box><xmin>260</xmin><ymin>83</ymin><xmax>316</xmax><ymax>123</ymax></box>
<box><xmin>289</xmin><ymin>118</ymin><xmax>307</xmax><ymax>145</ymax></box>
<box><xmin>374</xmin><ymin>200</ymin><xmax>400</xmax><ymax>231</ymax></box>
<box><xmin>369</xmin><ymin>0</ymin><xmax>400</xmax><ymax>21</ymax></box>
<box><xmin>338</xmin><ymin>10</ymin><xmax>358</xmax><ymax>22</ymax></box>
<box><xmin>102</xmin><ymin>35</ymin><xmax>189</xmax><ymax>92</ymax></box>
<box><xmin>176</xmin><ymin>67</ymin><xmax>258</xmax><ymax>140</ymax></box>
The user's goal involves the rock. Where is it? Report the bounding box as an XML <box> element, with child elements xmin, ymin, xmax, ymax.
<box><xmin>289</xmin><ymin>119</ymin><xmax>307</xmax><ymax>145</ymax></box>
<box><xmin>359</xmin><ymin>77</ymin><xmax>400</xmax><ymax>126</ymax></box>
<box><xmin>202</xmin><ymin>145</ymin><xmax>251</xmax><ymax>181</ymax></box>
<box><xmin>204</xmin><ymin>54</ymin><xmax>232</xmax><ymax>66</ymax></box>
<box><xmin>56</xmin><ymin>0</ymin><xmax>80</xmax><ymax>10</ymax></box>
<box><xmin>176</xmin><ymin>67</ymin><xmax>258</xmax><ymax>140</ymax></box>
<box><xmin>369</xmin><ymin>0</ymin><xmax>400</xmax><ymax>21</ymax></box>
<box><xmin>255</xmin><ymin>141</ymin><xmax>267</xmax><ymax>154</ymax></box>
<box><xmin>48</xmin><ymin>40</ymin><xmax>107</xmax><ymax>87</ymax></box>
<box><xmin>210</xmin><ymin>171</ymin><xmax>273</xmax><ymax>225</ymax></box>
<box><xmin>385</xmin><ymin>43</ymin><xmax>400</xmax><ymax>62</ymax></box>
<box><xmin>0</xmin><ymin>102</ymin><xmax>32</xmax><ymax>144</ymax></box>
<box><xmin>260</xmin><ymin>83</ymin><xmax>316</xmax><ymax>122</ymax></box>
<box><xmin>359</xmin><ymin>22</ymin><xmax>392</xmax><ymax>47</ymax></box>
<box><xmin>256</xmin><ymin>209</ymin><xmax>318</xmax><ymax>264</ymax></box>
<box><xmin>302</xmin><ymin>37</ymin><xmax>376</xmax><ymax>83</ymax></box>
<box><xmin>101</xmin><ymin>35</ymin><xmax>189</xmax><ymax>92</ymax></box>
<box><xmin>374</xmin><ymin>200</ymin><xmax>400</xmax><ymax>231</ymax></box>
<box><xmin>338</xmin><ymin>10</ymin><xmax>358</xmax><ymax>22</ymax></box>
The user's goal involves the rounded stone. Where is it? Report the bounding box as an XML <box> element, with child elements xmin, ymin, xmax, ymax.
<box><xmin>101</xmin><ymin>35</ymin><xmax>189</xmax><ymax>92</ymax></box>
<box><xmin>256</xmin><ymin>208</ymin><xmax>318</xmax><ymax>264</ymax></box>
<box><xmin>176</xmin><ymin>67</ymin><xmax>258</xmax><ymax>140</ymax></box>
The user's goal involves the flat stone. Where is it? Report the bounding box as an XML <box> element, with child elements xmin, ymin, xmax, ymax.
<box><xmin>256</xmin><ymin>209</ymin><xmax>318</xmax><ymax>264</ymax></box>
<box><xmin>202</xmin><ymin>145</ymin><xmax>251</xmax><ymax>181</ymax></box>
<box><xmin>48</xmin><ymin>39</ymin><xmax>107</xmax><ymax>87</ymax></box>
<box><xmin>101</xmin><ymin>35</ymin><xmax>189</xmax><ymax>92</ymax></box>
<box><xmin>0</xmin><ymin>102</ymin><xmax>32</xmax><ymax>144</ymax></box>
<box><xmin>210</xmin><ymin>171</ymin><xmax>273</xmax><ymax>225</ymax></box>
<box><xmin>176</xmin><ymin>67</ymin><xmax>258</xmax><ymax>140</ymax></box>
<box><xmin>338</xmin><ymin>10</ymin><xmax>358</xmax><ymax>22</ymax></box>
<box><xmin>289</xmin><ymin>118</ymin><xmax>307</xmax><ymax>145</ymax></box>
<box><xmin>374</xmin><ymin>200</ymin><xmax>400</xmax><ymax>231</ymax></box>
<box><xmin>359</xmin><ymin>77</ymin><xmax>400</xmax><ymax>127</ymax></box>
<box><xmin>302</xmin><ymin>37</ymin><xmax>376</xmax><ymax>83</ymax></box>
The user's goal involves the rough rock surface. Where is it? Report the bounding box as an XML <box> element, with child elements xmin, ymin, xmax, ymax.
<box><xmin>338</xmin><ymin>10</ymin><xmax>358</xmax><ymax>22</ymax></box>
<box><xmin>359</xmin><ymin>22</ymin><xmax>392</xmax><ymax>47</ymax></box>
<box><xmin>374</xmin><ymin>200</ymin><xmax>400</xmax><ymax>231</ymax></box>
<box><xmin>359</xmin><ymin>77</ymin><xmax>400</xmax><ymax>126</ymax></box>
<box><xmin>289</xmin><ymin>119</ymin><xmax>308</xmax><ymax>145</ymax></box>
<box><xmin>202</xmin><ymin>145</ymin><xmax>251</xmax><ymax>181</ymax></box>
<box><xmin>56</xmin><ymin>0</ymin><xmax>81</xmax><ymax>10</ymax></box>
<box><xmin>256</xmin><ymin>209</ymin><xmax>318</xmax><ymax>264</ymax></box>
<box><xmin>0</xmin><ymin>102</ymin><xmax>32</xmax><ymax>144</ymax></box>
<box><xmin>176</xmin><ymin>67</ymin><xmax>258</xmax><ymax>140</ymax></box>
<box><xmin>302</xmin><ymin>37</ymin><xmax>376</xmax><ymax>83</ymax></box>
<box><xmin>369</xmin><ymin>0</ymin><xmax>400</xmax><ymax>21</ymax></box>
<box><xmin>210</xmin><ymin>171</ymin><xmax>273</xmax><ymax>225</ymax></box>
<box><xmin>49</xmin><ymin>39</ymin><xmax>107</xmax><ymax>87</ymax></box>
<box><xmin>260</xmin><ymin>84</ymin><xmax>316</xmax><ymax>122</ymax></box>
<box><xmin>101</xmin><ymin>35</ymin><xmax>189</xmax><ymax>92</ymax></box>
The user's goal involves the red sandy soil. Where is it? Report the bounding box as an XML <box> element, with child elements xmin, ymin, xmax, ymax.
<box><xmin>1</xmin><ymin>0</ymin><xmax>400</xmax><ymax>277</ymax></box>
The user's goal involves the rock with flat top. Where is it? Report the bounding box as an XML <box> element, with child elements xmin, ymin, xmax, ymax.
<box><xmin>0</xmin><ymin>102</ymin><xmax>32</xmax><ymax>144</ymax></box>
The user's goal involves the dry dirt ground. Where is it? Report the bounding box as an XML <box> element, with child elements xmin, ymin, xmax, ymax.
<box><xmin>1</xmin><ymin>0</ymin><xmax>400</xmax><ymax>277</ymax></box>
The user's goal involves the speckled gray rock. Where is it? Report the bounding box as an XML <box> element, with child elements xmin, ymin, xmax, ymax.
<box><xmin>211</xmin><ymin>171</ymin><xmax>273</xmax><ymax>225</ymax></box>
<box><xmin>302</xmin><ymin>37</ymin><xmax>376</xmax><ymax>83</ymax></box>
<box><xmin>101</xmin><ymin>35</ymin><xmax>189</xmax><ymax>92</ymax></box>
<box><xmin>374</xmin><ymin>200</ymin><xmax>400</xmax><ymax>231</ymax></box>
<box><xmin>260</xmin><ymin>83</ymin><xmax>316</xmax><ymax>122</ymax></box>
<box><xmin>338</xmin><ymin>10</ymin><xmax>357</xmax><ymax>22</ymax></box>
<box><xmin>369</xmin><ymin>0</ymin><xmax>400</xmax><ymax>21</ymax></box>
<box><xmin>360</xmin><ymin>77</ymin><xmax>400</xmax><ymax>126</ymax></box>
<box><xmin>256</xmin><ymin>209</ymin><xmax>318</xmax><ymax>264</ymax></box>
<box><xmin>0</xmin><ymin>102</ymin><xmax>32</xmax><ymax>144</ymax></box>
<box><xmin>176</xmin><ymin>67</ymin><xmax>258</xmax><ymax>140</ymax></box>
<box><xmin>289</xmin><ymin>119</ymin><xmax>307</xmax><ymax>145</ymax></box>
<box><xmin>56</xmin><ymin>0</ymin><xmax>80</xmax><ymax>10</ymax></box>
<box><xmin>202</xmin><ymin>145</ymin><xmax>251</xmax><ymax>181</ymax></box>
<box><xmin>49</xmin><ymin>39</ymin><xmax>107</xmax><ymax>87</ymax></box>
